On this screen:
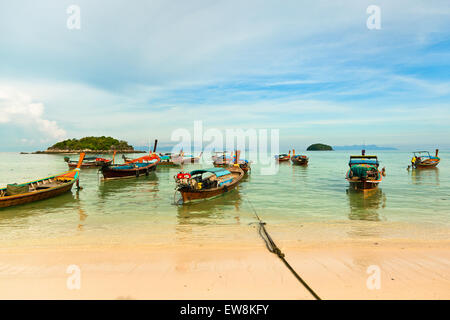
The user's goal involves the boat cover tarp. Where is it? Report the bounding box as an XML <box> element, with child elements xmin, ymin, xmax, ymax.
<box><xmin>190</xmin><ymin>167</ymin><xmax>231</xmax><ymax>177</ymax></box>
<box><xmin>6</xmin><ymin>184</ymin><xmax>29</xmax><ymax>195</ymax></box>
<box><xmin>350</xmin><ymin>164</ymin><xmax>377</xmax><ymax>178</ymax></box>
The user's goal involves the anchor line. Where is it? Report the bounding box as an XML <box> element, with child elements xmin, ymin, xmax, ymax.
<box><xmin>245</xmin><ymin>198</ymin><xmax>322</xmax><ymax>300</ymax></box>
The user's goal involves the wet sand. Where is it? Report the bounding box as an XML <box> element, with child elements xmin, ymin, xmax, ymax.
<box><xmin>0</xmin><ymin>238</ymin><xmax>448</xmax><ymax>300</ymax></box>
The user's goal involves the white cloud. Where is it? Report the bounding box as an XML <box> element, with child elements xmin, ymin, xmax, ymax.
<box><xmin>0</xmin><ymin>86</ymin><xmax>66</xmax><ymax>140</ymax></box>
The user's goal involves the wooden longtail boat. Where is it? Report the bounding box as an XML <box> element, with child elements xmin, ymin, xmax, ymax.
<box><xmin>275</xmin><ymin>151</ymin><xmax>291</xmax><ymax>162</ymax></box>
<box><xmin>100</xmin><ymin>153</ymin><xmax>160</xmax><ymax>179</ymax></box>
<box><xmin>0</xmin><ymin>153</ymin><xmax>85</xmax><ymax>208</ymax></box>
<box><xmin>213</xmin><ymin>151</ymin><xmax>251</xmax><ymax>173</ymax></box>
<box><xmin>290</xmin><ymin>149</ymin><xmax>309</xmax><ymax>165</ymax></box>
<box><xmin>158</xmin><ymin>153</ymin><xmax>183</xmax><ymax>166</ymax></box>
<box><xmin>65</xmin><ymin>152</ymin><xmax>116</xmax><ymax>168</ymax></box>
<box><xmin>211</xmin><ymin>151</ymin><xmax>228</xmax><ymax>162</ymax></box>
<box><xmin>180</xmin><ymin>151</ymin><xmax>203</xmax><ymax>164</ymax></box>
<box><xmin>411</xmin><ymin>150</ymin><xmax>440</xmax><ymax>168</ymax></box>
<box><xmin>346</xmin><ymin>151</ymin><xmax>384</xmax><ymax>191</ymax></box>
<box><xmin>100</xmin><ymin>140</ymin><xmax>160</xmax><ymax>179</ymax></box>
<box><xmin>174</xmin><ymin>166</ymin><xmax>244</xmax><ymax>204</ymax></box>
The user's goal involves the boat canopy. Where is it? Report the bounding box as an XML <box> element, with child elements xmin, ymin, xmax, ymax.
<box><xmin>190</xmin><ymin>168</ymin><xmax>231</xmax><ymax>177</ymax></box>
<box><xmin>349</xmin><ymin>159</ymin><xmax>379</xmax><ymax>165</ymax></box>
<box><xmin>413</xmin><ymin>151</ymin><xmax>437</xmax><ymax>159</ymax></box>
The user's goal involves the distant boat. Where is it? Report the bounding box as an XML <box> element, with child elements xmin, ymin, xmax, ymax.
<box><xmin>100</xmin><ymin>153</ymin><xmax>160</xmax><ymax>179</ymax></box>
<box><xmin>180</xmin><ymin>151</ymin><xmax>203</xmax><ymax>164</ymax></box>
<box><xmin>0</xmin><ymin>153</ymin><xmax>85</xmax><ymax>208</ymax></box>
<box><xmin>174</xmin><ymin>166</ymin><xmax>244</xmax><ymax>204</ymax></box>
<box><xmin>346</xmin><ymin>150</ymin><xmax>384</xmax><ymax>191</ymax></box>
<box><xmin>213</xmin><ymin>151</ymin><xmax>251</xmax><ymax>173</ymax></box>
<box><xmin>290</xmin><ymin>149</ymin><xmax>309</xmax><ymax>166</ymax></box>
<box><xmin>411</xmin><ymin>150</ymin><xmax>440</xmax><ymax>168</ymax></box>
<box><xmin>158</xmin><ymin>153</ymin><xmax>184</xmax><ymax>166</ymax></box>
<box><xmin>211</xmin><ymin>151</ymin><xmax>228</xmax><ymax>162</ymax></box>
<box><xmin>65</xmin><ymin>152</ymin><xmax>115</xmax><ymax>168</ymax></box>
<box><xmin>275</xmin><ymin>151</ymin><xmax>291</xmax><ymax>162</ymax></box>
<box><xmin>100</xmin><ymin>140</ymin><xmax>160</xmax><ymax>179</ymax></box>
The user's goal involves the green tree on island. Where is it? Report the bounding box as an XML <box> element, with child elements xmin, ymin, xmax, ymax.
<box><xmin>306</xmin><ymin>143</ymin><xmax>333</xmax><ymax>151</ymax></box>
<box><xmin>48</xmin><ymin>136</ymin><xmax>134</xmax><ymax>151</ymax></box>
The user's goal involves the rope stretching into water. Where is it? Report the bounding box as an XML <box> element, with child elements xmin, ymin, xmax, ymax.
<box><xmin>246</xmin><ymin>198</ymin><xmax>322</xmax><ymax>300</ymax></box>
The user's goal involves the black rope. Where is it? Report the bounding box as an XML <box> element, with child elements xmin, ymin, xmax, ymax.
<box><xmin>246</xmin><ymin>198</ymin><xmax>322</xmax><ymax>300</ymax></box>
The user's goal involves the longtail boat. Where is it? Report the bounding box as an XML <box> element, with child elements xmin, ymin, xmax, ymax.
<box><xmin>213</xmin><ymin>151</ymin><xmax>251</xmax><ymax>173</ymax></box>
<box><xmin>100</xmin><ymin>140</ymin><xmax>160</xmax><ymax>180</ymax></box>
<box><xmin>211</xmin><ymin>151</ymin><xmax>228</xmax><ymax>162</ymax></box>
<box><xmin>411</xmin><ymin>150</ymin><xmax>440</xmax><ymax>168</ymax></box>
<box><xmin>180</xmin><ymin>151</ymin><xmax>203</xmax><ymax>164</ymax></box>
<box><xmin>346</xmin><ymin>150</ymin><xmax>385</xmax><ymax>191</ymax></box>
<box><xmin>290</xmin><ymin>149</ymin><xmax>309</xmax><ymax>165</ymax></box>
<box><xmin>0</xmin><ymin>153</ymin><xmax>85</xmax><ymax>208</ymax></box>
<box><xmin>158</xmin><ymin>153</ymin><xmax>184</xmax><ymax>166</ymax></box>
<box><xmin>174</xmin><ymin>153</ymin><xmax>244</xmax><ymax>204</ymax></box>
<box><xmin>174</xmin><ymin>166</ymin><xmax>244</xmax><ymax>204</ymax></box>
<box><xmin>213</xmin><ymin>153</ymin><xmax>231</xmax><ymax>166</ymax></box>
<box><xmin>65</xmin><ymin>152</ymin><xmax>116</xmax><ymax>168</ymax></box>
<box><xmin>275</xmin><ymin>151</ymin><xmax>291</xmax><ymax>162</ymax></box>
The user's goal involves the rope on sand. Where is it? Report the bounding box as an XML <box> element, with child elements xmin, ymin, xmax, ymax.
<box><xmin>246</xmin><ymin>198</ymin><xmax>322</xmax><ymax>300</ymax></box>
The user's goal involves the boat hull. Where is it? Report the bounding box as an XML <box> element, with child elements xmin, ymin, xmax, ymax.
<box><xmin>291</xmin><ymin>156</ymin><xmax>309</xmax><ymax>165</ymax></box>
<box><xmin>347</xmin><ymin>180</ymin><xmax>380</xmax><ymax>191</ymax></box>
<box><xmin>68</xmin><ymin>161</ymin><xmax>110</xmax><ymax>168</ymax></box>
<box><xmin>213</xmin><ymin>162</ymin><xmax>250</xmax><ymax>173</ymax></box>
<box><xmin>101</xmin><ymin>163</ymin><xmax>157</xmax><ymax>179</ymax></box>
<box><xmin>0</xmin><ymin>180</ymin><xmax>76</xmax><ymax>208</ymax></box>
<box><xmin>413</xmin><ymin>160</ymin><xmax>440</xmax><ymax>168</ymax></box>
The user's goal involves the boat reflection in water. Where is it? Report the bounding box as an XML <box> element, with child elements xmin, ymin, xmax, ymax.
<box><xmin>0</xmin><ymin>191</ymin><xmax>78</xmax><ymax>221</ymax></box>
<box><xmin>346</xmin><ymin>188</ymin><xmax>386</xmax><ymax>221</ymax></box>
<box><xmin>410</xmin><ymin>167</ymin><xmax>439</xmax><ymax>186</ymax></box>
<box><xmin>97</xmin><ymin>174</ymin><xmax>159</xmax><ymax>199</ymax></box>
<box><xmin>176</xmin><ymin>189</ymin><xmax>242</xmax><ymax>226</ymax></box>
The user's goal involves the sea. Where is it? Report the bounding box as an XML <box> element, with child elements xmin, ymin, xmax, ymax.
<box><xmin>1</xmin><ymin>151</ymin><xmax>449</xmax><ymax>247</ymax></box>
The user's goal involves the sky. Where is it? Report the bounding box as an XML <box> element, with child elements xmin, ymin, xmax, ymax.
<box><xmin>0</xmin><ymin>0</ymin><xmax>449</xmax><ymax>152</ymax></box>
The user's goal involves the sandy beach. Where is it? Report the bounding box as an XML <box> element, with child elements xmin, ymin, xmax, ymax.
<box><xmin>1</xmin><ymin>236</ymin><xmax>448</xmax><ymax>300</ymax></box>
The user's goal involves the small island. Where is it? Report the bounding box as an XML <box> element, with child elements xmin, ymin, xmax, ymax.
<box><xmin>33</xmin><ymin>136</ymin><xmax>144</xmax><ymax>154</ymax></box>
<box><xmin>306</xmin><ymin>143</ymin><xmax>333</xmax><ymax>151</ymax></box>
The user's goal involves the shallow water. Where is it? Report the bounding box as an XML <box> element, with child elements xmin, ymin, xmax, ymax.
<box><xmin>0</xmin><ymin>151</ymin><xmax>449</xmax><ymax>245</ymax></box>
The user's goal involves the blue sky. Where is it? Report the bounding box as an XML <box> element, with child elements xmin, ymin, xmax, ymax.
<box><xmin>0</xmin><ymin>0</ymin><xmax>449</xmax><ymax>151</ymax></box>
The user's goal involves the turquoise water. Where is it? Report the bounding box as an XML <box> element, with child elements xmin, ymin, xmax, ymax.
<box><xmin>1</xmin><ymin>151</ymin><xmax>449</xmax><ymax>245</ymax></box>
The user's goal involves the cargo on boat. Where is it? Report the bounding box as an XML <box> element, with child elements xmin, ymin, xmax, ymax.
<box><xmin>346</xmin><ymin>151</ymin><xmax>385</xmax><ymax>191</ymax></box>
